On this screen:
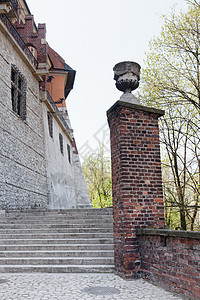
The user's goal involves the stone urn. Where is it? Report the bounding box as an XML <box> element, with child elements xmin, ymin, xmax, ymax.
<box><xmin>113</xmin><ymin>61</ymin><xmax>141</xmax><ymax>104</ymax></box>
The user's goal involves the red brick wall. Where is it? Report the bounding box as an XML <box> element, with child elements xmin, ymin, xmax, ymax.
<box><xmin>137</xmin><ymin>229</ymin><xmax>200</xmax><ymax>300</ymax></box>
<box><xmin>107</xmin><ymin>100</ymin><xmax>165</xmax><ymax>279</ymax></box>
<box><xmin>15</xmin><ymin>16</ymin><xmax>47</xmax><ymax>65</ymax></box>
<box><xmin>107</xmin><ymin>99</ymin><xmax>199</xmax><ymax>297</ymax></box>
<box><xmin>14</xmin><ymin>16</ymin><xmax>47</xmax><ymax>91</ymax></box>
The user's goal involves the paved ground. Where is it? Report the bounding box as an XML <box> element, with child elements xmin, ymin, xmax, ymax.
<box><xmin>0</xmin><ymin>273</ymin><xmax>183</xmax><ymax>300</ymax></box>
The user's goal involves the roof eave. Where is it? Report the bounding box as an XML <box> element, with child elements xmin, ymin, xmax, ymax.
<box><xmin>64</xmin><ymin>70</ymin><xmax>76</xmax><ymax>99</ymax></box>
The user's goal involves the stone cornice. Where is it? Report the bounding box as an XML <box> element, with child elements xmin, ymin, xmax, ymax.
<box><xmin>107</xmin><ymin>100</ymin><xmax>165</xmax><ymax>117</ymax></box>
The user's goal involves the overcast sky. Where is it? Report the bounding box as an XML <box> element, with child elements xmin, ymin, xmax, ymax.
<box><xmin>28</xmin><ymin>0</ymin><xmax>188</xmax><ymax>158</ymax></box>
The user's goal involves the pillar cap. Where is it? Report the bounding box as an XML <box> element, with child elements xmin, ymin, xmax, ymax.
<box><xmin>107</xmin><ymin>100</ymin><xmax>165</xmax><ymax>117</ymax></box>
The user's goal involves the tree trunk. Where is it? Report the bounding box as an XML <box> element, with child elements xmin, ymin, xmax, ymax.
<box><xmin>180</xmin><ymin>208</ymin><xmax>187</xmax><ymax>230</ymax></box>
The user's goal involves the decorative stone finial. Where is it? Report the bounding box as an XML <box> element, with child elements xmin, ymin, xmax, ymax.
<box><xmin>113</xmin><ymin>61</ymin><xmax>141</xmax><ymax>104</ymax></box>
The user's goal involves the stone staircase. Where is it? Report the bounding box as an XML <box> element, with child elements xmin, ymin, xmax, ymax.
<box><xmin>0</xmin><ymin>208</ymin><xmax>114</xmax><ymax>273</ymax></box>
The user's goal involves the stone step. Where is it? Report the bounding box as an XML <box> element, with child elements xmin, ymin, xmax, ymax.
<box><xmin>0</xmin><ymin>250</ymin><xmax>114</xmax><ymax>258</ymax></box>
<box><xmin>0</xmin><ymin>228</ymin><xmax>113</xmax><ymax>234</ymax></box>
<box><xmin>5</xmin><ymin>209</ymin><xmax>113</xmax><ymax>218</ymax></box>
<box><xmin>0</xmin><ymin>221</ymin><xmax>113</xmax><ymax>227</ymax></box>
<box><xmin>0</xmin><ymin>233</ymin><xmax>113</xmax><ymax>239</ymax></box>
<box><xmin>0</xmin><ymin>209</ymin><xmax>114</xmax><ymax>273</ymax></box>
<box><xmin>0</xmin><ymin>244</ymin><xmax>114</xmax><ymax>251</ymax></box>
<box><xmin>0</xmin><ymin>218</ymin><xmax>113</xmax><ymax>224</ymax></box>
<box><xmin>0</xmin><ymin>238</ymin><xmax>113</xmax><ymax>245</ymax></box>
<box><xmin>0</xmin><ymin>264</ymin><xmax>114</xmax><ymax>273</ymax></box>
<box><xmin>5</xmin><ymin>208</ymin><xmax>112</xmax><ymax>213</ymax></box>
<box><xmin>1</xmin><ymin>213</ymin><xmax>111</xmax><ymax>220</ymax></box>
<box><xmin>0</xmin><ymin>257</ymin><xmax>114</xmax><ymax>265</ymax></box>
<box><xmin>0</xmin><ymin>223</ymin><xmax>113</xmax><ymax>229</ymax></box>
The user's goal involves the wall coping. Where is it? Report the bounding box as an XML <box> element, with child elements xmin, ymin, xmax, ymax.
<box><xmin>107</xmin><ymin>100</ymin><xmax>165</xmax><ymax>117</ymax></box>
<box><xmin>136</xmin><ymin>228</ymin><xmax>200</xmax><ymax>240</ymax></box>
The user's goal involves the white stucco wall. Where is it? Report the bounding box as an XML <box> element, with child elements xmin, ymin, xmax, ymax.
<box><xmin>42</xmin><ymin>105</ymin><xmax>91</xmax><ymax>209</ymax></box>
<box><xmin>42</xmin><ymin>104</ymin><xmax>78</xmax><ymax>209</ymax></box>
<box><xmin>61</xmin><ymin>109</ymin><xmax>92</xmax><ymax>208</ymax></box>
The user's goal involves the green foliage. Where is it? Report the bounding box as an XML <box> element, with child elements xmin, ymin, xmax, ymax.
<box><xmin>82</xmin><ymin>143</ymin><xmax>112</xmax><ymax>208</ymax></box>
<box><xmin>140</xmin><ymin>1</ymin><xmax>200</xmax><ymax>110</ymax></box>
<box><xmin>139</xmin><ymin>0</ymin><xmax>200</xmax><ymax>231</ymax></box>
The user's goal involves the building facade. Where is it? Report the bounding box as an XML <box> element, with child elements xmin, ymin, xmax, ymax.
<box><xmin>0</xmin><ymin>0</ymin><xmax>90</xmax><ymax>210</ymax></box>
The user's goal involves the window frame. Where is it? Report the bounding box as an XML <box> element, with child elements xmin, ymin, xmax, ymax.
<box><xmin>67</xmin><ymin>144</ymin><xmax>71</xmax><ymax>164</ymax></box>
<box><xmin>11</xmin><ymin>64</ymin><xmax>27</xmax><ymax>120</ymax></box>
<box><xmin>59</xmin><ymin>133</ymin><xmax>64</xmax><ymax>155</ymax></box>
<box><xmin>47</xmin><ymin>112</ymin><xmax>53</xmax><ymax>138</ymax></box>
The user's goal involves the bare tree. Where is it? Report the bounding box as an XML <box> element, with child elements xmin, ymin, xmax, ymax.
<box><xmin>140</xmin><ymin>1</ymin><xmax>200</xmax><ymax>230</ymax></box>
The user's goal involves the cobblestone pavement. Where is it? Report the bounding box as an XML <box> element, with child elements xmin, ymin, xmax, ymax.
<box><xmin>0</xmin><ymin>273</ymin><xmax>183</xmax><ymax>300</ymax></box>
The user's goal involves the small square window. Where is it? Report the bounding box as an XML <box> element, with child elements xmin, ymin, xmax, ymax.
<box><xmin>67</xmin><ymin>144</ymin><xmax>71</xmax><ymax>164</ymax></box>
<box><xmin>47</xmin><ymin>112</ymin><xmax>53</xmax><ymax>138</ymax></box>
<box><xmin>59</xmin><ymin>133</ymin><xmax>64</xmax><ymax>154</ymax></box>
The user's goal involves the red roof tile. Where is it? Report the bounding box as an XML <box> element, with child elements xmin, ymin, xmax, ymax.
<box><xmin>48</xmin><ymin>46</ymin><xmax>65</xmax><ymax>70</ymax></box>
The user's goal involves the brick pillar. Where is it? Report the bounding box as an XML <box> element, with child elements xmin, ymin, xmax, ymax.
<box><xmin>107</xmin><ymin>100</ymin><xmax>165</xmax><ymax>279</ymax></box>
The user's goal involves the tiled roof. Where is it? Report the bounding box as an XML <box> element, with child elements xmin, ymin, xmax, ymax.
<box><xmin>48</xmin><ymin>46</ymin><xmax>65</xmax><ymax>70</ymax></box>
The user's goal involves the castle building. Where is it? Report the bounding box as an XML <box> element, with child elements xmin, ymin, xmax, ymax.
<box><xmin>0</xmin><ymin>0</ymin><xmax>91</xmax><ymax>210</ymax></box>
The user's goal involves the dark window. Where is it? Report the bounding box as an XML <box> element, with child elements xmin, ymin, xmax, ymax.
<box><xmin>59</xmin><ymin>133</ymin><xmax>64</xmax><ymax>154</ymax></box>
<box><xmin>47</xmin><ymin>112</ymin><xmax>53</xmax><ymax>138</ymax></box>
<box><xmin>67</xmin><ymin>144</ymin><xmax>71</xmax><ymax>164</ymax></box>
<box><xmin>11</xmin><ymin>64</ymin><xmax>26</xmax><ymax>120</ymax></box>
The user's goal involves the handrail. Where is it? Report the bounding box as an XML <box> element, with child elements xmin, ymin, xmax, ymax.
<box><xmin>0</xmin><ymin>14</ymin><xmax>38</xmax><ymax>68</ymax></box>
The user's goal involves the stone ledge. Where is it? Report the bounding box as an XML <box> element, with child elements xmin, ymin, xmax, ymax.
<box><xmin>107</xmin><ymin>100</ymin><xmax>165</xmax><ymax>117</ymax></box>
<box><xmin>136</xmin><ymin>228</ymin><xmax>200</xmax><ymax>240</ymax></box>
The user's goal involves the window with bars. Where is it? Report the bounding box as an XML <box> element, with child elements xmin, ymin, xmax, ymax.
<box><xmin>59</xmin><ymin>133</ymin><xmax>64</xmax><ymax>154</ymax></box>
<box><xmin>47</xmin><ymin>112</ymin><xmax>53</xmax><ymax>138</ymax></box>
<box><xmin>11</xmin><ymin>64</ymin><xmax>26</xmax><ymax>120</ymax></box>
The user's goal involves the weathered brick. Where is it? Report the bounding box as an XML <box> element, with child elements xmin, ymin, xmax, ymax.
<box><xmin>107</xmin><ymin>100</ymin><xmax>165</xmax><ymax>279</ymax></box>
<box><xmin>137</xmin><ymin>230</ymin><xmax>200</xmax><ymax>300</ymax></box>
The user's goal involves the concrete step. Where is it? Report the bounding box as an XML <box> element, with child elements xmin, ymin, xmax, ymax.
<box><xmin>0</xmin><ymin>257</ymin><xmax>114</xmax><ymax>265</ymax></box>
<box><xmin>0</xmin><ymin>233</ymin><xmax>113</xmax><ymax>239</ymax></box>
<box><xmin>3</xmin><ymin>213</ymin><xmax>113</xmax><ymax>219</ymax></box>
<box><xmin>4</xmin><ymin>210</ymin><xmax>113</xmax><ymax>219</ymax></box>
<box><xmin>5</xmin><ymin>208</ymin><xmax>113</xmax><ymax>215</ymax></box>
<box><xmin>0</xmin><ymin>244</ymin><xmax>114</xmax><ymax>251</ymax></box>
<box><xmin>0</xmin><ymin>250</ymin><xmax>114</xmax><ymax>258</ymax></box>
<box><xmin>0</xmin><ymin>208</ymin><xmax>114</xmax><ymax>273</ymax></box>
<box><xmin>0</xmin><ymin>223</ymin><xmax>113</xmax><ymax>229</ymax></box>
<box><xmin>0</xmin><ymin>228</ymin><xmax>113</xmax><ymax>234</ymax></box>
<box><xmin>0</xmin><ymin>265</ymin><xmax>114</xmax><ymax>273</ymax></box>
<box><xmin>0</xmin><ymin>218</ymin><xmax>113</xmax><ymax>225</ymax></box>
<box><xmin>0</xmin><ymin>238</ymin><xmax>114</xmax><ymax>245</ymax></box>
